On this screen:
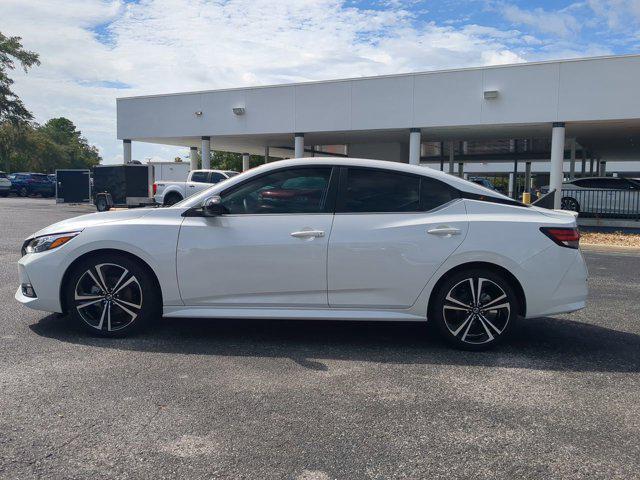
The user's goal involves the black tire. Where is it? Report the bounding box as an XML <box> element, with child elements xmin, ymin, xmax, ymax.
<box><xmin>64</xmin><ymin>253</ymin><xmax>160</xmax><ymax>337</ymax></box>
<box><xmin>19</xmin><ymin>187</ymin><xmax>28</xmax><ymax>197</ymax></box>
<box><xmin>163</xmin><ymin>192</ymin><xmax>182</xmax><ymax>206</ymax></box>
<box><xmin>96</xmin><ymin>196</ymin><xmax>110</xmax><ymax>212</ymax></box>
<box><xmin>561</xmin><ymin>197</ymin><xmax>580</xmax><ymax>212</ymax></box>
<box><xmin>430</xmin><ymin>268</ymin><xmax>518</xmax><ymax>351</ymax></box>
<box><xmin>0</xmin><ymin>191</ymin><xmax>8</xmax><ymax>197</ymax></box>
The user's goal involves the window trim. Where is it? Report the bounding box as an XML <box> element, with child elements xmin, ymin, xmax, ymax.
<box><xmin>335</xmin><ymin>166</ymin><xmax>460</xmax><ymax>214</ymax></box>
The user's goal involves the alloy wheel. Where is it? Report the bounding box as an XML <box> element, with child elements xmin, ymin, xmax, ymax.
<box><xmin>442</xmin><ymin>277</ymin><xmax>511</xmax><ymax>345</ymax></box>
<box><xmin>73</xmin><ymin>263</ymin><xmax>143</xmax><ymax>332</ymax></box>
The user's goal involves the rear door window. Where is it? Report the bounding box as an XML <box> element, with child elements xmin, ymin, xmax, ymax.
<box><xmin>209</xmin><ymin>173</ymin><xmax>226</xmax><ymax>184</ymax></box>
<box><xmin>340</xmin><ymin>168</ymin><xmax>420</xmax><ymax>213</ymax></box>
<box><xmin>339</xmin><ymin>168</ymin><xmax>456</xmax><ymax>213</ymax></box>
<box><xmin>421</xmin><ymin>177</ymin><xmax>458</xmax><ymax>211</ymax></box>
<box><xmin>190</xmin><ymin>171</ymin><xmax>209</xmax><ymax>183</ymax></box>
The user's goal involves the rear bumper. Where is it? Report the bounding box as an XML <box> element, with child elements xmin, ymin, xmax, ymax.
<box><xmin>522</xmin><ymin>247</ymin><xmax>588</xmax><ymax>318</ymax></box>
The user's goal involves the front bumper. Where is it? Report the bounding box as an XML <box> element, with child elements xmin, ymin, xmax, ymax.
<box><xmin>15</xmin><ymin>251</ymin><xmax>65</xmax><ymax>313</ymax></box>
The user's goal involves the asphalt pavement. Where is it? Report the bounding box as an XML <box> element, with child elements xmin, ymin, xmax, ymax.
<box><xmin>1</xmin><ymin>197</ymin><xmax>639</xmax><ymax>480</ymax></box>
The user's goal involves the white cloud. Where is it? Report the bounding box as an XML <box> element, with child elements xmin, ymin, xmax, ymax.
<box><xmin>501</xmin><ymin>4</ymin><xmax>581</xmax><ymax>38</ymax></box>
<box><xmin>1</xmin><ymin>0</ymin><xmax>625</xmax><ymax>165</ymax></box>
<box><xmin>587</xmin><ymin>0</ymin><xmax>640</xmax><ymax>29</ymax></box>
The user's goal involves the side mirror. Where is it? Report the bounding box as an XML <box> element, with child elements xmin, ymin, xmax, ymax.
<box><xmin>202</xmin><ymin>195</ymin><xmax>225</xmax><ymax>217</ymax></box>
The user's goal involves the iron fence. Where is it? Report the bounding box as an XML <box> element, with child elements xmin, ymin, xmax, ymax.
<box><xmin>560</xmin><ymin>189</ymin><xmax>640</xmax><ymax>220</ymax></box>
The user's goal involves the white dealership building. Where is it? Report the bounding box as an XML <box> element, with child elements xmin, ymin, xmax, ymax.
<box><xmin>117</xmin><ymin>54</ymin><xmax>640</xmax><ymax>206</ymax></box>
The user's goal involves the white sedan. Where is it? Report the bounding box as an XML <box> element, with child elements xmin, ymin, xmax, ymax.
<box><xmin>16</xmin><ymin>158</ymin><xmax>588</xmax><ymax>350</ymax></box>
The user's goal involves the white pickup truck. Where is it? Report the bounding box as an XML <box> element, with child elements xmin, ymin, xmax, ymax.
<box><xmin>153</xmin><ymin>169</ymin><xmax>239</xmax><ymax>205</ymax></box>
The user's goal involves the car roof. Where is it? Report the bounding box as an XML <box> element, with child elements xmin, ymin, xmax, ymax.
<box><xmin>568</xmin><ymin>176</ymin><xmax>626</xmax><ymax>181</ymax></box>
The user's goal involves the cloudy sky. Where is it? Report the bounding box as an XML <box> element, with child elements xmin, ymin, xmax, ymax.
<box><xmin>2</xmin><ymin>0</ymin><xmax>640</xmax><ymax>164</ymax></box>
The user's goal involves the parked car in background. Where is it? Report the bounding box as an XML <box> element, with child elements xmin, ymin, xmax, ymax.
<box><xmin>468</xmin><ymin>176</ymin><xmax>497</xmax><ymax>191</ymax></box>
<box><xmin>0</xmin><ymin>172</ymin><xmax>12</xmax><ymax>197</ymax></box>
<box><xmin>153</xmin><ymin>169</ymin><xmax>239</xmax><ymax>205</ymax></box>
<box><xmin>9</xmin><ymin>173</ymin><xmax>56</xmax><ymax>198</ymax></box>
<box><xmin>16</xmin><ymin>158</ymin><xmax>587</xmax><ymax>351</ymax></box>
<box><xmin>542</xmin><ymin>177</ymin><xmax>640</xmax><ymax>215</ymax></box>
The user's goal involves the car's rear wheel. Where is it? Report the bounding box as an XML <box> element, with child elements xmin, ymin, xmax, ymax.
<box><xmin>431</xmin><ymin>269</ymin><xmax>518</xmax><ymax>351</ymax></box>
<box><xmin>164</xmin><ymin>192</ymin><xmax>182</xmax><ymax>206</ymax></box>
<box><xmin>64</xmin><ymin>253</ymin><xmax>160</xmax><ymax>337</ymax></box>
<box><xmin>19</xmin><ymin>187</ymin><xmax>28</xmax><ymax>197</ymax></box>
<box><xmin>561</xmin><ymin>197</ymin><xmax>580</xmax><ymax>212</ymax></box>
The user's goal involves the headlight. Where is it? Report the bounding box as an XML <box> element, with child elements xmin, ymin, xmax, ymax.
<box><xmin>22</xmin><ymin>232</ymin><xmax>80</xmax><ymax>255</ymax></box>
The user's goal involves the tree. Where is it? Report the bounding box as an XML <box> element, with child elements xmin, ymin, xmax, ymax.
<box><xmin>0</xmin><ymin>118</ymin><xmax>101</xmax><ymax>173</ymax></box>
<box><xmin>210</xmin><ymin>151</ymin><xmax>264</xmax><ymax>171</ymax></box>
<box><xmin>0</xmin><ymin>32</ymin><xmax>40</xmax><ymax>124</ymax></box>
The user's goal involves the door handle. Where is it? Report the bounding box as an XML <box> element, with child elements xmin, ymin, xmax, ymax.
<box><xmin>427</xmin><ymin>226</ymin><xmax>461</xmax><ymax>237</ymax></box>
<box><xmin>291</xmin><ymin>230</ymin><xmax>325</xmax><ymax>238</ymax></box>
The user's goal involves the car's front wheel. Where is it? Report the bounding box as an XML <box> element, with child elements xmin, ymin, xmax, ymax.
<box><xmin>19</xmin><ymin>187</ymin><xmax>28</xmax><ymax>197</ymax></box>
<box><xmin>64</xmin><ymin>253</ymin><xmax>160</xmax><ymax>336</ymax></box>
<box><xmin>430</xmin><ymin>269</ymin><xmax>518</xmax><ymax>350</ymax></box>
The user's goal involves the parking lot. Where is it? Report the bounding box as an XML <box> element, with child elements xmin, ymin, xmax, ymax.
<box><xmin>1</xmin><ymin>197</ymin><xmax>639</xmax><ymax>479</ymax></box>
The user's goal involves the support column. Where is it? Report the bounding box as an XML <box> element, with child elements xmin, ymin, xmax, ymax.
<box><xmin>525</xmin><ymin>161</ymin><xmax>532</xmax><ymax>193</ymax></box>
<box><xmin>458</xmin><ymin>162</ymin><xmax>464</xmax><ymax>178</ymax></box>
<box><xmin>590</xmin><ymin>157</ymin><xmax>595</xmax><ymax>174</ymax></box>
<box><xmin>448</xmin><ymin>141</ymin><xmax>454</xmax><ymax>174</ymax></box>
<box><xmin>189</xmin><ymin>146</ymin><xmax>198</xmax><ymax>171</ymax></box>
<box><xmin>242</xmin><ymin>153</ymin><xmax>250</xmax><ymax>172</ymax></box>
<box><xmin>201</xmin><ymin>136</ymin><xmax>211</xmax><ymax>170</ymax></box>
<box><xmin>599</xmin><ymin>160</ymin><xmax>606</xmax><ymax>177</ymax></box>
<box><xmin>123</xmin><ymin>139</ymin><xmax>132</xmax><ymax>164</ymax></box>
<box><xmin>513</xmin><ymin>160</ymin><xmax>518</xmax><ymax>199</ymax></box>
<box><xmin>581</xmin><ymin>149</ymin><xmax>587</xmax><ymax>175</ymax></box>
<box><xmin>409</xmin><ymin>128</ymin><xmax>421</xmax><ymax>165</ymax></box>
<box><xmin>569</xmin><ymin>138</ymin><xmax>576</xmax><ymax>179</ymax></box>
<box><xmin>550</xmin><ymin>122</ymin><xmax>566</xmax><ymax>209</ymax></box>
<box><xmin>294</xmin><ymin>133</ymin><xmax>304</xmax><ymax>158</ymax></box>
<box><xmin>439</xmin><ymin>142</ymin><xmax>444</xmax><ymax>171</ymax></box>
<box><xmin>264</xmin><ymin>146</ymin><xmax>270</xmax><ymax>164</ymax></box>
<box><xmin>508</xmin><ymin>173</ymin><xmax>514</xmax><ymax>198</ymax></box>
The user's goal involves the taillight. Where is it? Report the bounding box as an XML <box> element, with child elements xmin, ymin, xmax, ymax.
<box><xmin>153</xmin><ymin>183</ymin><xmax>157</xmax><ymax>195</ymax></box>
<box><xmin>540</xmin><ymin>227</ymin><xmax>580</xmax><ymax>249</ymax></box>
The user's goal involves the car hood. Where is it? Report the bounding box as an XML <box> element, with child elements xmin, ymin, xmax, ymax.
<box><xmin>30</xmin><ymin>208</ymin><xmax>156</xmax><ymax>238</ymax></box>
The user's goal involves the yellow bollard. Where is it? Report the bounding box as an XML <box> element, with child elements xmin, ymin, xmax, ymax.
<box><xmin>522</xmin><ymin>192</ymin><xmax>531</xmax><ymax>204</ymax></box>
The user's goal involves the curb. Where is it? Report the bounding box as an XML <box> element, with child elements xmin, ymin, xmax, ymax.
<box><xmin>581</xmin><ymin>243</ymin><xmax>640</xmax><ymax>253</ymax></box>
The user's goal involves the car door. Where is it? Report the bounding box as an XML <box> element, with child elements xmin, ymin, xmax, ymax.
<box><xmin>186</xmin><ymin>171</ymin><xmax>211</xmax><ymax>198</ymax></box>
<box><xmin>177</xmin><ymin>166</ymin><xmax>337</xmax><ymax>307</ymax></box>
<box><xmin>327</xmin><ymin>167</ymin><xmax>468</xmax><ymax>309</ymax></box>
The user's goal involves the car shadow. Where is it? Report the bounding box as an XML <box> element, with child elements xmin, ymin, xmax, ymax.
<box><xmin>29</xmin><ymin>314</ymin><xmax>640</xmax><ymax>373</ymax></box>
